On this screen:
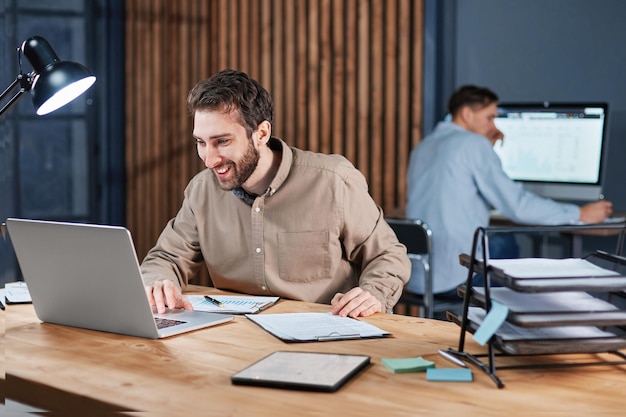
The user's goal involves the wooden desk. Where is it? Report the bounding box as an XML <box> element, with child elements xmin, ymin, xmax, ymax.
<box><xmin>3</xmin><ymin>286</ymin><xmax>626</xmax><ymax>415</ymax></box>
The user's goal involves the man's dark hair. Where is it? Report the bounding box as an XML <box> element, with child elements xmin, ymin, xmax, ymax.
<box><xmin>447</xmin><ymin>85</ymin><xmax>498</xmax><ymax>117</ymax></box>
<box><xmin>187</xmin><ymin>69</ymin><xmax>274</xmax><ymax>137</ymax></box>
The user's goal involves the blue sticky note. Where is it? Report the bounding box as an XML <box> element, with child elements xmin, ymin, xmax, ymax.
<box><xmin>472</xmin><ymin>300</ymin><xmax>509</xmax><ymax>345</ymax></box>
<box><xmin>426</xmin><ymin>368</ymin><xmax>473</xmax><ymax>382</ymax></box>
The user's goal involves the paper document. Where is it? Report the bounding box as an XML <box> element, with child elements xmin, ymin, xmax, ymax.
<box><xmin>246</xmin><ymin>312</ymin><xmax>390</xmax><ymax>342</ymax></box>
<box><xmin>602</xmin><ymin>217</ymin><xmax>626</xmax><ymax>224</ymax></box>
<box><xmin>576</xmin><ymin>217</ymin><xmax>626</xmax><ymax>225</ymax></box>
<box><xmin>186</xmin><ymin>295</ymin><xmax>279</xmax><ymax>314</ymax></box>
<box><xmin>472</xmin><ymin>287</ymin><xmax>618</xmax><ymax>313</ymax></box>
<box><xmin>488</xmin><ymin>258</ymin><xmax>621</xmax><ymax>279</ymax></box>
<box><xmin>4</xmin><ymin>281</ymin><xmax>32</xmax><ymax>303</ymax></box>
<box><xmin>468</xmin><ymin>307</ymin><xmax>616</xmax><ymax>341</ymax></box>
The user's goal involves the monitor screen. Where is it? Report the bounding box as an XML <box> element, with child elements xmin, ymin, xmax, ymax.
<box><xmin>493</xmin><ymin>102</ymin><xmax>609</xmax><ymax>201</ymax></box>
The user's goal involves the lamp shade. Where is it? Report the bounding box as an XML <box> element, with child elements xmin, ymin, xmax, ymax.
<box><xmin>21</xmin><ymin>36</ymin><xmax>96</xmax><ymax>115</ymax></box>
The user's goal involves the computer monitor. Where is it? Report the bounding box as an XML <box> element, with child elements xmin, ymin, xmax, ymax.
<box><xmin>493</xmin><ymin>102</ymin><xmax>609</xmax><ymax>202</ymax></box>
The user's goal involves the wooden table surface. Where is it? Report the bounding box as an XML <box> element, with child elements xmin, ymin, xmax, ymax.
<box><xmin>2</xmin><ymin>286</ymin><xmax>626</xmax><ymax>416</ymax></box>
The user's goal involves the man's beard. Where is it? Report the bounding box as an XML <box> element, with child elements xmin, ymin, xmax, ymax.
<box><xmin>215</xmin><ymin>139</ymin><xmax>260</xmax><ymax>191</ymax></box>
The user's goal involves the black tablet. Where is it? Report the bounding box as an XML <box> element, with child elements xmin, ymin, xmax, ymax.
<box><xmin>231</xmin><ymin>351</ymin><xmax>371</xmax><ymax>392</ymax></box>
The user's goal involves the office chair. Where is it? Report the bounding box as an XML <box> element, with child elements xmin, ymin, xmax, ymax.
<box><xmin>386</xmin><ymin>217</ymin><xmax>463</xmax><ymax>319</ymax></box>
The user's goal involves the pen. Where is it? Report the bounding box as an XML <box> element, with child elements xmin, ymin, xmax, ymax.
<box><xmin>438</xmin><ymin>349</ymin><xmax>467</xmax><ymax>368</ymax></box>
<box><xmin>0</xmin><ymin>299</ymin><xmax>4</xmax><ymax>310</ymax></box>
<box><xmin>204</xmin><ymin>295</ymin><xmax>224</xmax><ymax>308</ymax></box>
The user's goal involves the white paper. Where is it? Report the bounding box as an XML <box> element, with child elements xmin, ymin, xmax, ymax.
<box><xmin>488</xmin><ymin>258</ymin><xmax>620</xmax><ymax>279</ymax></box>
<box><xmin>472</xmin><ymin>287</ymin><xmax>618</xmax><ymax>313</ymax></box>
<box><xmin>186</xmin><ymin>294</ymin><xmax>279</xmax><ymax>314</ymax></box>
<box><xmin>4</xmin><ymin>281</ymin><xmax>32</xmax><ymax>303</ymax></box>
<box><xmin>246</xmin><ymin>312</ymin><xmax>390</xmax><ymax>341</ymax></box>
<box><xmin>468</xmin><ymin>307</ymin><xmax>615</xmax><ymax>341</ymax></box>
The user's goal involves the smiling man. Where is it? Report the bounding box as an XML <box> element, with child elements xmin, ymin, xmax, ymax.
<box><xmin>141</xmin><ymin>69</ymin><xmax>410</xmax><ymax>318</ymax></box>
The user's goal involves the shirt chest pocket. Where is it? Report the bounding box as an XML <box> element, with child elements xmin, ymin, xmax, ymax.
<box><xmin>277</xmin><ymin>231</ymin><xmax>331</xmax><ymax>282</ymax></box>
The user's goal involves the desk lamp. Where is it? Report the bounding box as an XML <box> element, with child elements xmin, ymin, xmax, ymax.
<box><xmin>0</xmin><ymin>35</ymin><xmax>96</xmax><ymax>240</ymax></box>
<box><xmin>0</xmin><ymin>35</ymin><xmax>96</xmax><ymax>117</ymax></box>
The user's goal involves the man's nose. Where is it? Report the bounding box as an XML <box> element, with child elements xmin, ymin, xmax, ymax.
<box><xmin>201</xmin><ymin>147</ymin><xmax>221</xmax><ymax>168</ymax></box>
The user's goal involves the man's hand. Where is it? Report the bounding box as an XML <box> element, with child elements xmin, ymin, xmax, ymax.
<box><xmin>579</xmin><ymin>200</ymin><xmax>613</xmax><ymax>224</ymax></box>
<box><xmin>331</xmin><ymin>287</ymin><xmax>382</xmax><ymax>318</ymax></box>
<box><xmin>487</xmin><ymin>126</ymin><xmax>504</xmax><ymax>146</ymax></box>
<box><xmin>145</xmin><ymin>279</ymin><xmax>193</xmax><ymax>314</ymax></box>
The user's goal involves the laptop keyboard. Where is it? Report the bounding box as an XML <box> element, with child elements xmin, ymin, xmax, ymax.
<box><xmin>155</xmin><ymin>317</ymin><xmax>187</xmax><ymax>329</ymax></box>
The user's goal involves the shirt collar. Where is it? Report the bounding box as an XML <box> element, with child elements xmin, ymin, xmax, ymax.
<box><xmin>265</xmin><ymin>137</ymin><xmax>292</xmax><ymax>197</ymax></box>
<box><xmin>232</xmin><ymin>187</ymin><xmax>258</xmax><ymax>205</ymax></box>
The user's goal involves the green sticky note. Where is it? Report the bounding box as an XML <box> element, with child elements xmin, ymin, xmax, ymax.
<box><xmin>381</xmin><ymin>357</ymin><xmax>436</xmax><ymax>373</ymax></box>
<box><xmin>426</xmin><ymin>368</ymin><xmax>473</xmax><ymax>382</ymax></box>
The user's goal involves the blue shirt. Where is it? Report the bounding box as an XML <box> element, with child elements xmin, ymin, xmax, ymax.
<box><xmin>405</xmin><ymin>121</ymin><xmax>580</xmax><ymax>294</ymax></box>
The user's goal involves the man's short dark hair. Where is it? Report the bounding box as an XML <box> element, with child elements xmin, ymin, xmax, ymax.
<box><xmin>447</xmin><ymin>85</ymin><xmax>498</xmax><ymax>117</ymax></box>
<box><xmin>187</xmin><ymin>69</ymin><xmax>274</xmax><ymax>137</ymax></box>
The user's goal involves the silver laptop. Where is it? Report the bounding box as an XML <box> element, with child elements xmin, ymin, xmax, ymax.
<box><xmin>5</xmin><ymin>218</ymin><xmax>233</xmax><ymax>339</ymax></box>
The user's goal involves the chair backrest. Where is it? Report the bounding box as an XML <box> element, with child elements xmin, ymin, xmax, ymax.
<box><xmin>386</xmin><ymin>218</ymin><xmax>435</xmax><ymax>316</ymax></box>
<box><xmin>386</xmin><ymin>217</ymin><xmax>462</xmax><ymax>319</ymax></box>
<box><xmin>385</xmin><ymin>218</ymin><xmax>432</xmax><ymax>257</ymax></box>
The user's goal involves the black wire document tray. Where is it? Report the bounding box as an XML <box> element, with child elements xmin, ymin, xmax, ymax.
<box><xmin>450</xmin><ymin>224</ymin><xmax>626</xmax><ymax>388</ymax></box>
<box><xmin>231</xmin><ymin>351</ymin><xmax>371</xmax><ymax>392</ymax></box>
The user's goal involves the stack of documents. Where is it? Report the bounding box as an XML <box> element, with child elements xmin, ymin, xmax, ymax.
<box><xmin>467</xmin><ymin>307</ymin><xmax>616</xmax><ymax>341</ymax></box>
<box><xmin>4</xmin><ymin>281</ymin><xmax>32</xmax><ymax>303</ymax></box>
<box><xmin>471</xmin><ymin>287</ymin><xmax>618</xmax><ymax>313</ymax></box>
<box><xmin>487</xmin><ymin>258</ymin><xmax>620</xmax><ymax>279</ymax></box>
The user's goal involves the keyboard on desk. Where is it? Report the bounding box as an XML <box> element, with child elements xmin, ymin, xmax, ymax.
<box><xmin>155</xmin><ymin>317</ymin><xmax>187</xmax><ymax>329</ymax></box>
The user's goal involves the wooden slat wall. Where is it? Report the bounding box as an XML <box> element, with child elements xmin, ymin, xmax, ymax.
<box><xmin>126</xmin><ymin>0</ymin><xmax>423</xmax><ymax>283</ymax></box>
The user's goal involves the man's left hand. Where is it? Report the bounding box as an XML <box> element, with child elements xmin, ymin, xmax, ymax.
<box><xmin>331</xmin><ymin>287</ymin><xmax>382</xmax><ymax>318</ymax></box>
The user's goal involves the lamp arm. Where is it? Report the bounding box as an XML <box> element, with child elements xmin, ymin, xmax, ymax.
<box><xmin>0</xmin><ymin>73</ymin><xmax>34</xmax><ymax>117</ymax></box>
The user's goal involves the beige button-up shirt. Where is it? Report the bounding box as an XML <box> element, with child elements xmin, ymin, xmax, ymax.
<box><xmin>141</xmin><ymin>138</ymin><xmax>410</xmax><ymax>311</ymax></box>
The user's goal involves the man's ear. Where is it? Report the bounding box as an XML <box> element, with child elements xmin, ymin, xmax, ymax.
<box><xmin>255</xmin><ymin>120</ymin><xmax>272</xmax><ymax>144</ymax></box>
<box><xmin>459</xmin><ymin>106</ymin><xmax>473</xmax><ymax>124</ymax></box>
<box><xmin>452</xmin><ymin>106</ymin><xmax>472</xmax><ymax>130</ymax></box>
